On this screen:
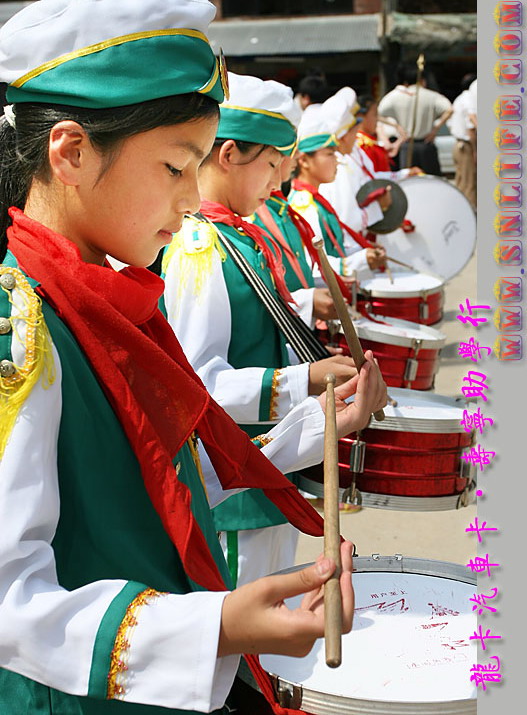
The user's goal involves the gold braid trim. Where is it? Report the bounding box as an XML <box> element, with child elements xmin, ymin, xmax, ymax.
<box><xmin>269</xmin><ymin>369</ymin><xmax>282</xmax><ymax>421</ymax></box>
<box><xmin>0</xmin><ymin>266</ymin><xmax>55</xmax><ymax>460</ymax></box>
<box><xmin>187</xmin><ymin>431</ymin><xmax>209</xmax><ymax>501</ymax></box>
<box><xmin>251</xmin><ymin>434</ymin><xmax>274</xmax><ymax>447</ymax></box>
<box><xmin>107</xmin><ymin>588</ymin><xmax>166</xmax><ymax>700</ymax></box>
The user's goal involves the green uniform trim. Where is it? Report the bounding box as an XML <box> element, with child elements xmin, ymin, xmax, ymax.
<box><xmin>217</xmin><ymin>106</ymin><xmax>297</xmax><ymax>155</ymax></box>
<box><xmin>88</xmin><ymin>581</ymin><xmax>149</xmax><ymax>699</ymax></box>
<box><xmin>258</xmin><ymin>367</ymin><xmax>276</xmax><ymax>422</ymax></box>
<box><xmin>8</xmin><ymin>33</ymin><xmax>224</xmax><ymax>107</ymax></box>
<box><xmin>225</xmin><ymin>532</ymin><xmax>239</xmax><ymax>589</ymax></box>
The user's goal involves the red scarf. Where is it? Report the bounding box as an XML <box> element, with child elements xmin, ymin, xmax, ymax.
<box><xmin>357</xmin><ymin>129</ymin><xmax>392</xmax><ymax>172</ymax></box>
<box><xmin>269</xmin><ymin>191</ymin><xmax>353</xmax><ymax>304</ymax></box>
<box><xmin>255</xmin><ymin>202</ymin><xmax>310</xmax><ymax>290</ymax></box>
<box><xmin>291</xmin><ymin>179</ymin><xmax>374</xmax><ymax>250</ymax></box>
<box><xmin>8</xmin><ymin>207</ymin><xmax>325</xmax><ymax>714</ymax></box>
<box><xmin>200</xmin><ymin>200</ymin><xmax>295</xmax><ymax>306</ymax></box>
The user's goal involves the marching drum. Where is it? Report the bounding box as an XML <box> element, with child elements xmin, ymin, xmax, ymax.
<box><xmin>299</xmin><ymin>388</ymin><xmax>476</xmax><ymax>511</ymax></box>
<box><xmin>379</xmin><ymin>175</ymin><xmax>477</xmax><ymax>282</ymax></box>
<box><xmin>316</xmin><ymin>314</ymin><xmax>446</xmax><ymax>390</ymax></box>
<box><xmin>358</xmin><ymin>271</ymin><xmax>445</xmax><ymax>325</ymax></box>
<box><xmin>250</xmin><ymin>556</ymin><xmax>477</xmax><ymax>715</ymax></box>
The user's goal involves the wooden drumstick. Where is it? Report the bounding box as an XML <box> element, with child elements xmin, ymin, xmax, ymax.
<box><xmin>313</xmin><ymin>238</ymin><xmax>385</xmax><ymax>422</ymax></box>
<box><xmin>323</xmin><ymin>373</ymin><xmax>342</xmax><ymax>668</ymax></box>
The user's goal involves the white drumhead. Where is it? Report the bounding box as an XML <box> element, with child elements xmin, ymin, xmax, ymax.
<box><xmin>360</xmin><ymin>270</ymin><xmax>444</xmax><ymax>298</ymax></box>
<box><xmin>261</xmin><ymin>569</ymin><xmax>476</xmax><ymax>704</ymax></box>
<box><xmin>345</xmin><ymin>387</ymin><xmax>469</xmax><ymax>433</ymax></box>
<box><xmin>380</xmin><ymin>176</ymin><xmax>476</xmax><ymax>281</ymax></box>
<box><xmin>354</xmin><ymin>315</ymin><xmax>446</xmax><ymax>350</ymax></box>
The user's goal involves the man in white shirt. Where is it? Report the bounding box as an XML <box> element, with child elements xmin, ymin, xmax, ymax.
<box><xmin>378</xmin><ymin>64</ymin><xmax>453</xmax><ymax>176</ymax></box>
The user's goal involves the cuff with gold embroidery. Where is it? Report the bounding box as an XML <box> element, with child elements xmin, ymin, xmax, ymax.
<box><xmin>88</xmin><ymin>582</ymin><xmax>166</xmax><ymax>700</ymax></box>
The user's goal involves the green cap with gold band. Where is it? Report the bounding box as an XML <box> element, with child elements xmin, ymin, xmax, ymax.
<box><xmin>216</xmin><ymin>73</ymin><xmax>301</xmax><ymax>156</ymax></box>
<box><xmin>297</xmin><ymin>133</ymin><xmax>338</xmax><ymax>153</ymax></box>
<box><xmin>297</xmin><ymin>86</ymin><xmax>359</xmax><ymax>153</ymax></box>
<box><xmin>0</xmin><ymin>0</ymin><xmax>228</xmax><ymax>108</ymax></box>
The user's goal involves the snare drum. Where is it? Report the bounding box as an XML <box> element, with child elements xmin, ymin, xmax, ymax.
<box><xmin>249</xmin><ymin>556</ymin><xmax>477</xmax><ymax>715</ymax></box>
<box><xmin>300</xmin><ymin>388</ymin><xmax>476</xmax><ymax>511</ymax></box>
<box><xmin>316</xmin><ymin>315</ymin><xmax>446</xmax><ymax>390</ymax></box>
<box><xmin>359</xmin><ymin>271</ymin><xmax>445</xmax><ymax>325</ymax></box>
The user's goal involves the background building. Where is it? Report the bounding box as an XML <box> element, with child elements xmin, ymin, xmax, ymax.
<box><xmin>208</xmin><ymin>0</ymin><xmax>476</xmax><ymax>100</ymax></box>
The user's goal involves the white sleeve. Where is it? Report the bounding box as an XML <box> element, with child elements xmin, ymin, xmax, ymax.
<box><xmin>291</xmin><ymin>287</ymin><xmax>315</xmax><ymax>327</ymax></box>
<box><xmin>0</xmin><ymin>341</ymin><xmax>238</xmax><ymax>710</ymax></box>
<box><xmin>164</xmin><ymin>241</ymin><xmax>309</xmax><ymax>422</ymax></box>
<box><xmin>200</xmin><ymin>397</ymin><xmax>325</xmax><ymax>508</ymax></box>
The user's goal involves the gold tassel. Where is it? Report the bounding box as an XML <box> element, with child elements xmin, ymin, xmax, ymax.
<box><xmin>0</xmin><ymin>267</ymin><xmax>55</xmax><ymax>460</ymax></box>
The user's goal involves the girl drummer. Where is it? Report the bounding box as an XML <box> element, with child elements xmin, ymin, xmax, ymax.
<box><xmin>289</xmin><ymin>88</ymin><xmax>387</xmax><ymax>281</ymax></box>
<box><xmin>0</xmin><ymin>1</ymin><xmax>386</xmax><ymax>713</ymax></box>
<box><xmin>163</xmin><ymin>71</ymin><xmax>386</xmax><ymax>587</ymax></box>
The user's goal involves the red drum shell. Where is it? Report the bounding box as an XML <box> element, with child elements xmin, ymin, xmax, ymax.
<box><xmin>362</xmin><ymin>290</ymin><xmax>444</xmax><ymax>326</ymax></box>
<box><xmin>301</xmin><ymin>390</ymin><xmax>474</xmax><ymax>499</ymax></box>
<box><xmin>315</xmin><ymin>315</ymin><xmax>445</xmax><ymax>390</ymax></box>
<box><xmin>340</xmin><ymin>430</ymin><xmax>473</xmax><ymax>497</ymax></box>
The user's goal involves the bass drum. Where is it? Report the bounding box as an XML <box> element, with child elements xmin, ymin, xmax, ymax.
<box><xmin>379</xmin><ymin>175</ymin><xmax>476</xmax><ymax>281</ymax></box>
<box><xmin>242</xmin><ymin>556</ymin><xmax>477</xmax><ymax>715</ymax></box>
<box><xmin>316</xmin><ymin>313</ymin><xmax>446</xmax><ymax>390</ymax></box>
<box><xmin>299</xmin><ymin>388</ymin><xmax>476</xmax><ymax>511</ymax></box>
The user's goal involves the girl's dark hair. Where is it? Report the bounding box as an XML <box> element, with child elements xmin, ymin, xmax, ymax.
<box><xmin>211</xmin><ymin>137</ymin><xmax>268</xmax><ymax>164</ymax></box>
<box><xmin>0</xmin><ymin>92</ymin><xmax>219</xmax><ymax>261</ymax></box>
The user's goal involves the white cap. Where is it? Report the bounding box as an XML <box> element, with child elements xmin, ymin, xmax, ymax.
<box><xmin>323</xmin><ymin>87</ymin><xmax>359</xmax><ymax>138</ymax></box>
<box><xmin>218</xmin><ymin>72</ymin><xmax>300</xmax><ymax>154</ymax></box>
<box><xmin>223</xmin><ymin>72</ymin><xmax>301</xmax><ymax>128</ymax></box>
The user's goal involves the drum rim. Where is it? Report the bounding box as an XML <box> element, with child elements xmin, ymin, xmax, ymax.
<box><xmin>354</xmin><ymin>315</ymin><xmax>446</xmax><ymax>349</ymax></box>
<box><xmin>259</xmin><ymin>557</ymin><xmax>476</xmax><ymax>714</ymax></box>
<box><xmin>298</xmin><ymin>475</ymin><xmax>477</xmax><ymax>512</ymax></box>
<box><xmin>345</xmin><ymin>388</ymin><xmax>471</xmax><ymax>432</ymax></box>
<box><xmin>359</xmin><ymin>271</ymin><xmax>445</xmax><ymax>299</ymax></box>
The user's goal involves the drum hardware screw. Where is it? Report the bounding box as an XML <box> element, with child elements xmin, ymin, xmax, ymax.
<box><xmin>372</xmin><ymin>553</ymin><xmax>380</xmax><ymax>560</ymax></box>
<box><xmin>395</xmin><ymin>554</ymin><xmax>403</xmax><ymax>561</ymax></box>
<box><xmin>456</xmin><ymin>487</ymin><xmax>471</xmax><ymax>509</ymax></box>
<box><xmin>342</xmin><ymin>484</ymin><xmax>362</xmax><ymax>506</ymax></box>
<box><xmin>270</xmin><ymin>675</ymin><xmax>303</xmax><ymax>709</ymax></box>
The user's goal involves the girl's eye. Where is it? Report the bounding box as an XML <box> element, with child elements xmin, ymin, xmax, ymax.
<box><xmin>166</xmin><ymin>164</ymin><xmax>183</xmax><ymax>177</ymax></box>
<box><xmin>269</xmin><ymin>162</ymin><xmax>276</xmax><ymax>169</ymax></box>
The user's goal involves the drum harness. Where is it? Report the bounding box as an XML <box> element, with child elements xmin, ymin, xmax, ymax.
<box><xmin>197</xmin><ymin>213</ymin><xmax>329</xmax><ymax>364</ymax></box>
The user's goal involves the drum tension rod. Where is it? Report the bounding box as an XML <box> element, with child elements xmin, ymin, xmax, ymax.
<box><xmin>342</xmin><ymin>432</ymin><xmax>366</xmax><ymax>506</ymax></box>
<box><xmin>404</xmin><ymin>338</ymin><xmax>423</xmax><ymax>385</ymax></box>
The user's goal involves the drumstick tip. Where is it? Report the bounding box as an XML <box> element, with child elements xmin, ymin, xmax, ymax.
<box><xmin>325</xmin><ymin>373</ymin><xmax>336</xmax><ymax>386</ymax></box>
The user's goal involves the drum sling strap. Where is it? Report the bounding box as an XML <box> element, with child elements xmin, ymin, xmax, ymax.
<box><xmin>197</xmin><ymin>214</ymin><xmax>328</xmax><ymax>364</ymax></box>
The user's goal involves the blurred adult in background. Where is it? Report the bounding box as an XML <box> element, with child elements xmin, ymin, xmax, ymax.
<box><xmin>378</xmin><ymin>64</ymin><xmax>452</xmax><ymax>176</ymax></box>
<box><xmin>448</xmin><ymin>74</ymin><xmax>477</xmax><ymax>208</ymax></box>
<box><xmin>296</xmin><ymin>72</ymin><xmax>331</xmax><ymax>110</ymax></box>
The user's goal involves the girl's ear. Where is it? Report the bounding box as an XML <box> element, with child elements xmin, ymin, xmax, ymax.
<box><xmin>48</xmin><ymin>121</ymin><xmax>97</xmax><ymax>187</ymax></box>
<box><xmin>296</xmin><ymin>153</ymin><xmax>310</xmax><ymax>172</ymax></box>
<box><xmin>217</xmin><ymin>139</ymin><xmax>239</xmax><ymax>172</ymax></box>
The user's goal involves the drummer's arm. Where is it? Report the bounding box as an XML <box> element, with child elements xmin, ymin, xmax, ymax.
<box><xmin>164</xmin><ymin>230</ymin><xmax>310</xmax><ymax>424</ymax></box>
<box><xmin>0</xmin><ymin>348</ymin><xmax>238</xmax><ymax>712</ymax></box>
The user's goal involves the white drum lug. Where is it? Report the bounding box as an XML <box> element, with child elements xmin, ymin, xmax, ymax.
<box><xmin>419</xmin><ymin>302</ymin><xmax>429</xmax><ymax>320</ymax></box>
<box><xmin>269</xmin><ymin>673</ymin><xmax>303</xmax><ymax>709</ymax></box>
<box><xmin>404</xmin><ymin>357</ymin><xmax>419</xmax><ymax>383</ymax></box>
